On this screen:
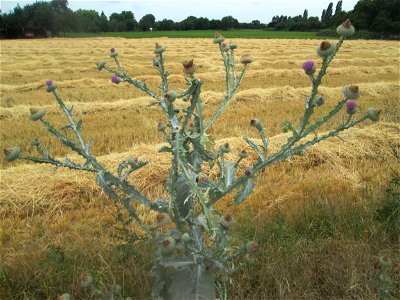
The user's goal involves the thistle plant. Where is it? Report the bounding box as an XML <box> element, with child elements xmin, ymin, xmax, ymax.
<box><xmin>5</xmin><ymin>20</ymin><xmax>382</xmax><ymax>299</ymax></box>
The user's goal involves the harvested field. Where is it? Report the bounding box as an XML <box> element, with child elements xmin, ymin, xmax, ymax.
<box><xmin>0</xmin><ymin>37</ymin><xmax>399</xmax><ymax>299</ymax></box>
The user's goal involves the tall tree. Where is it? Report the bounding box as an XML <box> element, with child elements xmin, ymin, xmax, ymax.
<box><xmin>335</xmin><ymin>0</ymin><xmax>343</xmax><ymax>15</ymax></box>
<box><xmin>321</xmin><ymin>9</ymin><xmax>326</xmax><ymax>22</ymax></box>
<box><xmin>50</xmin><ymin>0</ymin><xmax>74</xmax><ymax>36</ymax></box>
<box><xmin>99</xmin><ymin>11</ymin><xmax>109</xmax><ymax>32</ymax></box>
<box><xmin>325</xmin><ymin>2</ymin><xmax>334</xmax><ymax>20</ymax></box>
<box><xmin>221</xmin><ymin>16</ymin><xmax>239</xmax><ymax>30</ymax></box>
<box><xmin>303</xmin><ymin>9</ymin><xmax>309</xmax><ymax>20</ymax></box>
<box><xmin>139</xmin><ymin>14</ymin><xmax>155</xmax><ymax>31</ymax></box>
<box><xmin>75</xmin><ymin>9</ymin><xmax>100</xmax><ymax>32</ymax></box>
<box><xmin>109</xmin><ymin>11</ymin><xmax>137</xmax><ymax>31</ymax></box>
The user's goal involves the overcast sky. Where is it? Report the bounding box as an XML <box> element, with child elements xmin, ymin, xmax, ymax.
<box><xmin>1</xmin><ymin>0</ymin><xmax>358</xmax><ymax>23</ymax></box>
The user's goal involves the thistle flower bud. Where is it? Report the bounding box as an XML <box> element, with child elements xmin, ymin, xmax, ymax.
<box><xmin>342</xmin><ymin>85</ymin><xmax>360</xmax><ymax>99</ymax></box>
<box><xmin>158</xmin><ymin>121</ymin><xmax>167</xmax><ymax>131</ymax></box>
<box><xmin>97</xmin><ymin>60</ymin><xmax>106</xmax><ymax>70</ymax></box>
<box><xmin>29</xmin><ymin>108</ymin><xmax>46</xmax><ymax>121</ymax></box>
<box><xmin>246</xmin><ymin>241</ymin><xmax>259</xmax><ymax>253</ymax></box>
<box><xmin>229</xmin><ymin>43</ymin><xmax>238</xmax><ymax>50</ymax></box>
<box><xmin>244</xmin><ymin>169</ymin><xmax>251</xmax><ymax>177</ymax></box>
<box><xmin>346</xmin><ymin>101</ymin><xmax>357</xmax><ymax>115</ymax></box>
<box><xmin>317</xmin><ymin>41</ymin><xmax>335</xmax><ymax>58</ymax></box>
<box><xmin>4</xmin><ymin>147</ymin><xmax>21</xmax><ymax>162</ymax></box>
<box><xmin>220</xmin><ymin>42</ymin><xmax>230</xmax><ymax>52</ymax></box>
<box><xmin>127</xmin><ymin>157</ymin><xmax>139</xmax><ymax>166</ymax></box>
<box><xmin>45</xmin><ymin>79</ymin><xmax>57</xmax><ymax>92</ymax></box>
<box><xmin>312</xmin><ymin>96</ymin><xmax>325</xmax><ymax>107</ymax></box>
<box><xmin>152</xmin><ymin>57</ymin><xmax>160</xmax><ymax>67</ymax></box>
<box><xmin>111</xmin><ymin>75</ymin><xmax>121</xmax><ymax>84</ymax></box>
<box><xmin>182</xmin><ymin>59</ymin><xmax>197</xmax><ymax>76</ymax></box>
<box><xmin>367</xmin><ymin>107</ymin><xmax>381</xmax><ymax>122</ymax></box>
<box><xmin>110</xmin><ymin>47</ymin><xmax>118</xmax><ymax>58</ymax></box>
<box><xmin>213</xmin><ymin>32</ymin><xmax>225</xmax><ymax>44</ymax></box>
<box><xmin>302</xmin><ymin>60</ymin><xmax>315</xmax><ymax>76</ymax></box>
<box><xmin>219</xmin><ymin>143</ymin><xmax>231</xmax><ymax>153</ymax></box>
<box><xmin>240</xmin><ymin>54</ymin><xmax>253</xmax><ymax>64</ymax></box>
<box><xmin>239</xmin><ymin>149</ymin><xmax>248</xmax><ymax>158</ymax></box>
<box><xmin>220</xmin><ymin>214</ymin><xmax>235</xmax><ymax>228</ymax></box>
<box><xmin>156</xmin><ymin>213</ymin><xmax>170</xmax><ymax>228</ymax></box>
<box><xmin>161</xmin><ymin>237</ymin><xmax>175</xmax><ymax>255</ymax></box>
<box><xmin>181</xmin><ymin>233</ymin><xmax>191</xmax><ymax>242</ymax></box>
<box><xmin>80</xmin><ymin>273</ymin><xmax>93</xmax><ymax>288</ymax></box>
<box><xmin>58</xmin><ymin>293</ymin><xmax>71</xmax><ymax>300</ymax></box>
<box><xmin>337</xmin><ymin>19</ymin><xmax>355</xmax><ymax>37</ymax></box>
<box><xmin>379</xmin><ymin>256</ymin><xmax>392</xmax><ymax>268</ymax></box>
<box><xmin>250</xmin><ymin>118</ymin><xmax>263</xmax><ymax>131</ymax></box>
<box><xmin>164</xmin><ymin>90</ymin><xmax>177</xmax><ymax>102</ymax></box>
<box><xmin>154</xmin><ymin>43</ymin><xmax>166</xmax><ymax>55</ymax></box>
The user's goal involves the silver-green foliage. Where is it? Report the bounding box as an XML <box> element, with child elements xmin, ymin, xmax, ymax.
<box><xmin>6</xmin><ymin>20</ymin><xmax>381</xmax><ymax>299</ymax></box>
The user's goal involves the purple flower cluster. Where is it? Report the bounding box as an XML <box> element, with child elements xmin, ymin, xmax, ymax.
<box><xmin>45</xmin><ymin>79</ymin><xmax>53</xmax><ymax>86</ymax></box>
<box><xmin>346</xmin><ymin>101</ymin><xmax>357</xmax><ymax>115</ymax></box>
<box><xmin>111</xmin><ymin>75</ymin><xmax>120</xmax><ymax>84</ymax></box>
<box><xmin>302</xmin><ymin>60</ymin><xmax>315</xmax><ymax>75</ymax></box>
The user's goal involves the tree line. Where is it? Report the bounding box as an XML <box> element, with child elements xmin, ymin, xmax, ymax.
<box><xmin>0</xmin><ymin>0</ymin><xmax>264</xmax><ymax>36</ymax></box>
<box><xmin>0</xmin><ymin>0</ymin><xmax>398</xmax><ymax>37</ymax></box>
<box><xmin>267</xmin><ymin>0</ymin><xmax>399</xmax><ymax>37</ymax></box>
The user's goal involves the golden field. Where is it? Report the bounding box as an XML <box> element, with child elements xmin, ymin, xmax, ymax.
<box><xmin>0</xmin><ymin>37</ymin><xmax>399</xmax><ymax>299</ymax></box>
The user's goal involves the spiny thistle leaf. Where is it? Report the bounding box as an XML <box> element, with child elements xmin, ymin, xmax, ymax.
<box><xmin>233</xmin><ymin>180</ymin><xmax>255</xmax><ymax>205</ymax></box>
<box><xmin>224</xmin><ymin>161</ymin><xmax>236</xmax><ymax>188</ymax></box>
<box><xmin>176</xmin><ymin>173</ymin><xmax>195</xmax><ymax>219</ymax></box>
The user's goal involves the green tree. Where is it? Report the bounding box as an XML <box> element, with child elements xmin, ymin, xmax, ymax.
<box><xmin>303</xmin><ymin>9</ymin><xmax>308</xmax><ymax>20</ymax></box>
<box><xmin>99</xmin><ymin>11</ymin><xmax>109</xmax><ymax>32</ymax></box>
<box><xmin>251</xmin><ymin>20</ymin><xmax>262</xmax><ymax>29</ymax></box>
<box><xmin>221</xmin><ymin>16</ymin><xmax>239</xmax><ymax>30</ymax></box>
<box><xmin>335</xmin><ymin>0</ymin><xmax>343</xmax><ymax>15</ymax></box>
<box><xmin>50</xmin><ymin>0</ymin><xmax>74</xmax><ymax>36</ymax></box>
<box><xmin>75</xmin><ymin>9</ymin><xmax>101</xmax><ymax>32</ymax></box>
<box><xmin>109</xmin><ymin>11</ymin><xmax>137</xmax><ymax>32</ymax></box>
<box><xmin>325</xmin><ymin>2</ymin><xmax>334</xmax><ymax>20</ymax></box>
<box><xmin>321</xmin><ymin>9</ymin><xmax>326</xmax><ymax>22</ymax></box>
<box><xmin>4</xmin><ymin>4</ymin><xmax>26</xmax><ymax>29</ymax></box>
<box><xmin>180</xmin><ymin>16</ymin><xmax>198</xmax><ymax>30</ymax></box>
<box><xmin>156</xmin><ymin>18</ymin><xmax>175</xmax><ymax>31</ymax></box>
<box><xmin>350</xmin><ymin>0</ymin><xmax>400</xmax><ymax>36</ymax></box>
<box><xmin>139</xmin><ymin>14</ymin><xmax>155</xmax><ymax>31</ymax></box>
<box><xmin>24</xmin><ymin>2</ymin><xmax>53</xmax><ymax>30</ymax></box>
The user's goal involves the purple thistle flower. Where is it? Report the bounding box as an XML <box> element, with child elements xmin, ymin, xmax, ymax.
<box><xmin>111</xmin><ymin>75</ymin><xmax>120</xmax><ymax>84</ymax></box>
<box><xmin>245</xmin><ymin>170</ymin><xmax>251</xmax><ymax>177</ymax></box>
<box><xmin>346</xmin><ymin>100</ymin><xmax>357</xmax><ymax>115</ymax></box>
<box><xmin>45</xmin><ymin>79</ymin><xmax>53</xmax><ymax>86</ymax></box>
<box><xmin>110</xmin><ymin>48</ymin><xmax>115</xmax><ymax>53</ymax></box>
<box><xmin>302</xmin><ymin>60</ymin><xmax>315</xmax><ymax>75</ymax></box>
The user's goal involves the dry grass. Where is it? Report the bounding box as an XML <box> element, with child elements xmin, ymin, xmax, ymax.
<box><xmin>0</xmin><ymin>37</ymin><xmax>399</xmax><ymax>299</ymax></box>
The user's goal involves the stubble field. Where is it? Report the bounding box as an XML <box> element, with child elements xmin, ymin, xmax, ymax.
<box><xmin>0</xmin><ymin>37</ymin><xmax>399</xmax><ymax>299</ymax></box>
